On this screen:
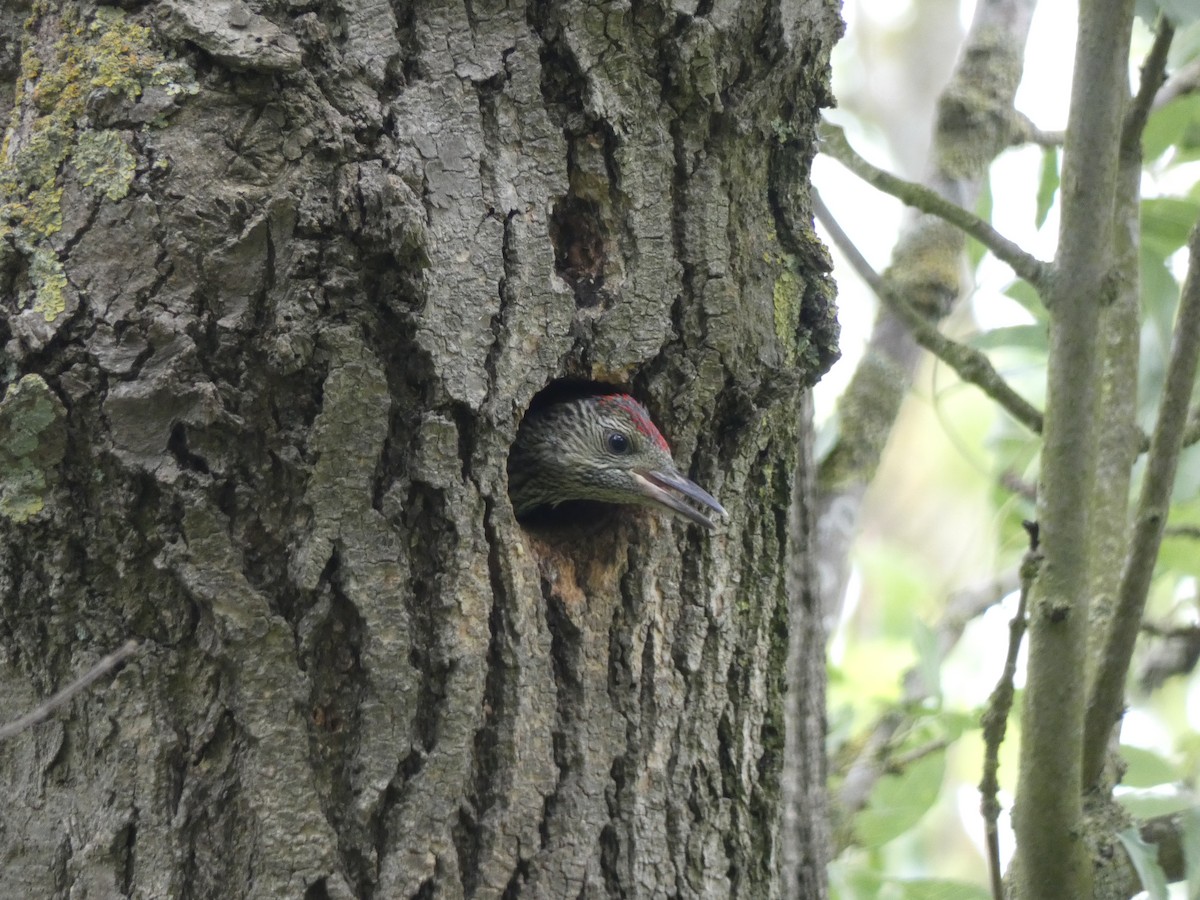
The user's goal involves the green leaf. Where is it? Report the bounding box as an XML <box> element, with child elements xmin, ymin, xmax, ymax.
<box><xmin>854</xmin><ymin>751</ymin><xmax>946</xmax><ymax>848</ymax></box>
<box><xmin>934</xmin><ymin>708</ymin><xmax>981</xmax><ymax>742</ymax></box>
<box><xmin>1157</xmin><ymin>521</ymin><xmax>1200</xmax><ymax>575</ymax></box>
<box><xmin>1143</xmin><ymin>94</ymin><xmax>1200</xmax><ymax>163</ymax></box>
<box><xmin>857</xmin><ymin>543</ymin><xmax>939</xmax><ymax>638</ymax></box>
<box><xmin>1116</xmin><ymin>827</ymin><xmax>1170</xmax><ymax>900</ymax></box>
<box><xmin>1173</xmin><ymin>20</ymin><xmax>1200</xmax><ymax>70</ymax></box>
<box><xmin>1117</xmin><ymin>789</ymin><xmax>1196</xmax><ymax>820</ymax></box>
<box><xmin>1035</xmin><ymin>147</ymin><xmax>1059</xmax><ymax>229</ymax></box>
<box><xmin>1120</xmin><ymin>745</ymin><xmax>1181</xmax><ymax>788</ymax></box>
<box><xmin>1142</xmin><ymin>197</ymin><xmax>1200</xmax><ymax>258</ymax></box>
<box><xmin>829</xmin><ymin>861</ymin><xmax>888</xmax><ymax>900</ymax></box>
<box><xmin>1159</xmin><ymin>443</ymin><xmax>1200</xmax><ymax>507</ymax></box>
<box><xmin>1002</xmin><ymin>280</ymin><xmax>1049</xmax><ymax>323</ymax></box>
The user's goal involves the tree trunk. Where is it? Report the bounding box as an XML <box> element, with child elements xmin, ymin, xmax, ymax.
<box><xmin>0</xmin><ymin>1</ymin><xmax>840</xmax><ymax>897</ymax></box>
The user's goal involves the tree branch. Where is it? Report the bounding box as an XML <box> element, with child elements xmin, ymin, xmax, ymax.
<box><xmin>980</xmin><ymin>527</ymin><xmax>1038</xmax><ymax>900</ymax></box>
<box><xmin>1085</xmin><ymin>10</ymin><xmax>1175</xmax><ymax>751</ymax></box>
<box><xmin>1162</xmin><ymin>524</ymin><xmax>1200</xmax><ymax>540</ymax></box>
<box><xmin>1014</xmin><ymin>0</ymin><xmax>1137</xmax><ymax>894</ymax></box>
<box><xmin>1122</xmin><ymin>16</ymin><xmax>1174</xmax><ymax>159</ymax></box>
<box><xmin>1152</xmin><ymin>55</ymin><xmax>1200</xmax><ymax>111</ymax></box>
<box><xmin>1011</xmin><ymin>112</ymin><xmax>1064</xmax><ymax>147</ymax></box>
<box><xmin>814</xmin><ymin>191</ymin><xmax>1045</xmax><ymax>435</ymax></box>
<box><xmin>818</xmin><ymin>122</ymin><xmax>1050</xmax><ymax>289</ymax></box>
<box><xmin>1010</xmin><ymin>15</ymin><xmax>1172</xmax><ymax>156</ymax></box>
<box><xmin>1084</xmin><ymin>221</ymin><xmax>1200</xmax><ymax>786</ymax></box>
<box><xmin>0</xmin><ymin>640</ymin><xmax>141</xmax><ymax>742</ymax></box>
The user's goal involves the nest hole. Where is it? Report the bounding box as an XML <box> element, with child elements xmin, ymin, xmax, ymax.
<box><xmin>507</xmin><ymin>378</ymin><xmax>638</xmax><ymax>535</ymax></box>
<box><xmin>549</xmin><ymin>197</ymin><xmax>611</xmax><ymax>308</ymax></box>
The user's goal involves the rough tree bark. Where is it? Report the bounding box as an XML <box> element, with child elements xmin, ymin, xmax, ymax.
<box><xmin>0</xmin><ymin>1</ymin><xmax>840</xmax><ymax>897</ymax></box>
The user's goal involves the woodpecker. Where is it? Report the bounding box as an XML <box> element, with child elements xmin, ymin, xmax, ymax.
<box><xmin>507</xmin><ymin>393</ymin><xmax>727</xmax><ymax>529</ymax></box>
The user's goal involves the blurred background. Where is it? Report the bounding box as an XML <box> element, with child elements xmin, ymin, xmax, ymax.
<box><xmin>814</xmin><ymin>1</ymin><xmax>1200</xmax><ymax>895</ymax></box>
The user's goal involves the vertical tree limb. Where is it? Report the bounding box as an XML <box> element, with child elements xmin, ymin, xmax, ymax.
<box><xmin>1013</xmin><ymin>1</ymin><xmax>1135</xmax><ymax>896</ymax></box>
<box><xmin>1084</xmin><ymin>222</ymin><xmax>1200</xmax><ymax>786</ymax></box>
<box><xmin>1084</xmin><ymin>17</ymin><xmax>1174</xmax><ymax>714</ymax></box>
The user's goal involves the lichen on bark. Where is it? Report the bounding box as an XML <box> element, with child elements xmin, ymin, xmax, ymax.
<box><xmin>0</xmin><ymin>372</ymin><xmax>66</xmax><ymax>521</ymax></box>
<box><xmin>1</xmin><ymin>3</ymin><xmax>194</xmax><ymax>350</ymax></box>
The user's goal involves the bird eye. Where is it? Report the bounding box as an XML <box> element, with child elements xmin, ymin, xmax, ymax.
<box><xmin>606</xmin><ymin>431</ymin><xmax>631</xmax><ymax>454</ymax></box>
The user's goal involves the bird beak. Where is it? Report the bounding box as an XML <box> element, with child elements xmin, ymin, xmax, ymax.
<box><xmin>633</xmin><ymin>468</ymin><xmax>728</xmax><ymax>530</ymax></box>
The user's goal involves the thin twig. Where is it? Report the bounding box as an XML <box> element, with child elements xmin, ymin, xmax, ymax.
<box><xmin>837</xmin><ymin>711</ymin><xmax>904</xmax><ymax>829</ymax></box>
<box><xmin>979</xmin><ymin>523</ymin><xmax>1039</xmax><ymax>900</ymax></box>
<box><xmin>888</xmin><ymin>737</ymin><xmax>951</xmax><ymax>773</ymax></box>
<box><xmin>1163</xmin><ymin>524</ymin><xmax>1200</xmax><ymax>540</ymax></box>
<box><xmin>814</xmin><ymin>0</ymin><xmax>1038</xmax><ymax>632</ymax></box>
<box><xmin>999</xmin><ymin>469</ymin><xmax>1037</xmax><ymax>503</ymax></box>
<box><xmin>1140</xmin><ymin>621</ymin><xmax>1200</xmax><ymax>638</ymax></box>
<box><xmin>1084</xmin><ymin>221</ymin><xmax>1200</xmax><ymax>787</ymax></box>
<box><xmin>1118</xmin><ymin>22</ymin><xmax>1176</xmax><ymax>472</ymax></box>
<box><xmin>818</xmin><ymin>122</ymin><xmax>1050</xmax><ymax>289</ymax></box>
<box><xmin>813</xmin><ymin>190</ymin><xmax>1045</xmax><ymax>435</ymax></box>
<box><xmin>1122</xmin><ymin>17</ymin><xmax>1175</xmax><ymax>159</ymax></box>
<box><xmin>1002</xmin><ymin>15</ymin><xmax>1170</xmax><ymax>159</ymax></box>
<box><xmin>1011</xmin><ymin>112</ymin><xmax>1064</xmax><ymax>148</ymax></box>
<box><xmin>0</xmin><ymin>640</ymin><xmax>140</xmax><ymax>741</ymax></box>
<box><xmin>835</xmin><ymin>571</ymin><xmax>1018</xmax><ymax>832</ymax></box>
<box><xmin>1152</xmin><ymin>56</ymin><xmax>1200</xmax><ymax>111</ymax></box>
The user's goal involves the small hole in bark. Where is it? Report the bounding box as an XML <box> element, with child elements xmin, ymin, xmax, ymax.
<box><xmin>549</xmin><ymin>197</ymin><xmax>609</xmax><ymax>308</ymax></box>
<box><xmin>167</xmin><ymin>422</ymin><xmax>211</xmax><ymax>474</ymax></box>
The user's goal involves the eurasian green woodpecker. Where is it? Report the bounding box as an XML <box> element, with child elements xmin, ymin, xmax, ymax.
<box><xmin>507</xmin><ymin>393</ymin><xmax>726</xmax><ymax>529</ymax></box>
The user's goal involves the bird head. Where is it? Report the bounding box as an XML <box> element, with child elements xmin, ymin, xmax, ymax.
<box><xmin>508</xmin><ymin>393</ymin><xmax>727</xmax><ymax>529</ymax></box>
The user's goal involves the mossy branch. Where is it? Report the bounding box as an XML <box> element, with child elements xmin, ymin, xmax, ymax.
<box><xmin>813</xmin><ymin>192</ymin><xmax>1044</xmax><ymax>435</ymax></box>
<box><xmin>1011</xmin><ymin>113</ymin><xmax>1064</xmax><ymax>147</ymax></box>
<box><xmin>819</xmin><ymin>122</ymin><xmax>1050</xmax><ymax>289</ymax></box>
